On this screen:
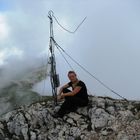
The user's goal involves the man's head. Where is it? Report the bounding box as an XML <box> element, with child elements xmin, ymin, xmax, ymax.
<box><xmin>68</xmin><ymin>71</ymin><xmax>78</xmax><ymax>83</ymax></box>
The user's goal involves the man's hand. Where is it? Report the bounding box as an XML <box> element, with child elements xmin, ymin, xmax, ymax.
<box><xmin>58</xmin><ymin>84</ymin><xmax>70</xmax><ymax>96</ymax></box>
<box><xmin>57</xmin><ymin>94</ymin><xmax>64</xmax><ymax>101</ymax></box>
<box><xmin>60</xmin><ymin>93</ymin><xmax>65</xmax><ymax>99</ymax></box>
<box><xmin>57</xmin><ymin>95</ymin><xmax>61</xmax><ymax>101</ymax></box>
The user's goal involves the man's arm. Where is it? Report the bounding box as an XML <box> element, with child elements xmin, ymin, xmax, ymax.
<box><xmin>58</xmin><ymin>84</ymin><xmax>70</xmax><ymax>96</ymax></box>
<box><xmin>61</xmin><ymin>86</ymin><xmax>81</xmax><ymax>97</ymax></box>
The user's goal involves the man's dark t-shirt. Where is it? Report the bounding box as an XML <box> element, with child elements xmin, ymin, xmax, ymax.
<box><xmin>68</xmin><ymin>80</ymin><xmax>88</xmax><ymax>101</ymax></box>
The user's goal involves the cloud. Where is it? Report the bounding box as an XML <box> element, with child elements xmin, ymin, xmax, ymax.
<box><xmin>0</xmin><ymin>14</ymin><xmax>9</xmax><ymax>41</ymax></box>
<box><xmin>0</xmin><ymin>0</ymin><xmax>140</xmax><ymax>100</ymax></box>
<box><xmin>0</xmin><ymin>47</ymin><xmax>23</xmax><ymax>66</ymax></box>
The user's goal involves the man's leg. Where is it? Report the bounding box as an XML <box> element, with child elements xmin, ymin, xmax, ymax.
<box><xmin>54</xmin><ymin>89</ymin><xmax>88</xmax><ymax>118</ymax></box>
<box><xmin>62</xmin><ymin>88</ymin><xmax>78</xmax><ymax>112</ymax></box>
<box><xmin>54</xmin><ymin>88</ymin><xmax>72</xmax><ymax>118</ymax></box>
<box><xmin>57</xmin><ymin>96</ymin><xmax>88</xmax><ymax>117</ymax></box>
<box><xmin>62</xmin><ymin>89</ymin><xmax>88</xmax><ymax>106</ymax></box>
<box><xmin>57</xmin><ymin>99</ymin><xmax>72</xmax><ymax>117</ymax></box>
<box><xmin>66</xmin><ymin>96</ymin><xmax>89</xmax><ymax>107</ymax></box>
<box><xmin>62</xmin><ymin>88</ymin><xmax>71</xmax><ymax>93</ymax></box>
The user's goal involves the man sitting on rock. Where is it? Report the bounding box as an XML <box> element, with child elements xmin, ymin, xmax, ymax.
<box><xmin>53</xmin><ymin>71</ymin><xmax>89</xmax><ymax>118</ymax></box>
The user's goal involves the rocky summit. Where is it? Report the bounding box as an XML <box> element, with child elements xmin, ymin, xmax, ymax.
<box><xmin>0</xmin><ymin>95</ymin><xmax>140</xmax><ymax>140</ymax></box>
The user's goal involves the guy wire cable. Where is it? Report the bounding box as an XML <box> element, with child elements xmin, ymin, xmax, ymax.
<box><xmin>52</xmin><ymin>38</ymin><xmax>128</xmax><ymax>101</ymax></box>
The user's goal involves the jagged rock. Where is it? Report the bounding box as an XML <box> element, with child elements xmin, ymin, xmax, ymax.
<box><xmin>101</xmin><ymin>127</ymin><xmax>114</xmax><ymax>136</ymax></box>
<box><xmin>66</xmin><ymin>118</ymin><xmax>74</xmax><ymax>124</ymax></box>
<box><xmin>77</xmin><ymin>106</ymin><xmax>88</xmax><ymax>116</ymax></box>
<box><xmin>30</xmin><ymin>131</ymin><xmax>36</xmax><ymax>140</ymax></box>
<box><xmin>96</xmin><ymin>98</ymin><xmax>105</xmax><ymax>108</ymax></box>
<box><xmin>68</xmin><ymin>112</ymin><xmax>81</xmax><ymax>121</ymax></box>
<box><xmin>118</xmin><ymin>110</ymin><xmax>135</xmax><ymax>121</ymax></box>
<box><xmin>89</xmin><ymin>108</ymin><xmax>111</xmax><ymax>130</ymax></box>
<box><xmin>105</xmin><ymin>98</ymin><xmax>114</xmax><ymax>106</ymax></box>
<box><xmin>0</xmin><ymin>96</ymin><xmax>140</xmax><ymax>140</ymax></box>
<box><xmin>106</xmin><ymin>106</ymin><xmax>115</xmax><ymax>115</ymax></box>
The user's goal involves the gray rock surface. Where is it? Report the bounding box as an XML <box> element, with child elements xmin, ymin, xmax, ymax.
<box><xmin>0</xmin><ymin>96</ymin><xmax>140</xmax><ymax>140</ymax></box>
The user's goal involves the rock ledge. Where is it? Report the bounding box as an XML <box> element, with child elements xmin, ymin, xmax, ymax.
<box><xmin>0</xmin><ymin>96</ymin><xmax>140</xmax><ymax>140</ymax></box>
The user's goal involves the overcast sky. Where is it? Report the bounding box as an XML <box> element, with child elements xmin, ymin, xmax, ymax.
<box><xmin>0</xmin><ymin>0</ymin><xmax>140</xmax><ymax>100</ymax></box>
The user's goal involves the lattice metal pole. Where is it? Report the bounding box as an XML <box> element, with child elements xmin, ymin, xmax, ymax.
<box><xmin>48</xmin><ymin>11</ymin><xmax>58</xmax><ymax>105</ymax></box>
